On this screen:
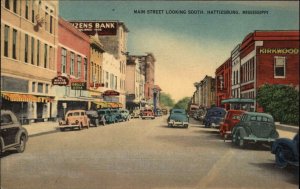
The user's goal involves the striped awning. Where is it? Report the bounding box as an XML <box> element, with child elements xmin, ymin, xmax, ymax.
<box><xmin>1</xmin><ymin>92</ymin><xmax>38</xmax><ymax>102</ymax></box>
<box><xmin>37</xmin><ymin>96</ymin><xmax>54</xmax><ymax>103</ymax></box>
<box><xmin>92</xmin><ymin>101</ymin><xmax>109</xmax><ymax>108</ymax></box>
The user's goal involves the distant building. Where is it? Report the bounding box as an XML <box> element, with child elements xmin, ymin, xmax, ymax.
<box><xmin>1</xmin><ymin>0</ymin><xmax>58</xmax><ymax>122</ymax></box>
<box><xmin>194</xmin><ymin>75</ymin><xmax>216</xmax><ymax>109</ymax></box>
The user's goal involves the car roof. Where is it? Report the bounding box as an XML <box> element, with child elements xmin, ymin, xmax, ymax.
<box><xmin>244</xmin><ymin>112</ymin><xmax>273</xmax><ymax>118</ymax></box>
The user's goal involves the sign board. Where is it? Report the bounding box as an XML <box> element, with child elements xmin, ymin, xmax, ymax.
<box><xmin>71</xmin><ymin>82</ymin><xmax>87</xmax><ymax>90</ymax></box>
<box><xmin>52</xmin><ymin>76</ymin><xmax>69</xmax><ymax>86</ymax></box>
<box><xmin>103</xmin><ymin>90</ymin><xmax>120</xmax><ymax>96</ymax></box>
<box><xmin>69</xmin><ymin>21</ymin><xmax>117</xmax><ymax>36</ymax></box>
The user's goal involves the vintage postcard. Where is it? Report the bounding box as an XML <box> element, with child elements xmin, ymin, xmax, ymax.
<box><xmin>1</xmin><ymin>0</ymin><xmax>299</xmax><ymax>189</ymax></box>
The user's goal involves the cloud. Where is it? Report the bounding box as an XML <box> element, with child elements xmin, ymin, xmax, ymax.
<box><xmin>130</xmin><ymin>28</ymin><xmax>233</xmax><ymax>101</ymax></box>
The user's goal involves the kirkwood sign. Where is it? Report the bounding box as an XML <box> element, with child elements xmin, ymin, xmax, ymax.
<box><xmin>69</xmin><ymin>21</ymin><xmax>117</xmax><ymax>36</ymax></box>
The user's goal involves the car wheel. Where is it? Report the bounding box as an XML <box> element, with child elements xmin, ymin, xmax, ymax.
<box><xmin>16</xmin><ymin>135</ymin><xmax>27</xmax><ymax>153</ymax></box>
<box><xmin>275</xmin><ymin>146</ymin><xmax>288</xmax><ymax>168</ymax></box>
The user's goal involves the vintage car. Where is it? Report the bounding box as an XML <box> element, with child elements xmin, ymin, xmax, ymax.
<box><xmin>219</xmin><ymin>110</ymin><xmax>245</xmax><ymax>139</ymax></box>
<box><xmin>141</xmin><ymin>109</ymin><xmax>155</xmax><ymax>119</ymax></box>
<box><xmin>97</xmin><ymin>109</ymin><xmax>117</xmax><ymax>124</ymax></box>
<box><xmin>232</xmin><ymin>112</ymin><xmax>279</xmax><ymax>148</ymax></box>
<box><xmin>155</xmin><ymin>109</ymin><xmax>163</xmax><ymax>117</ymax></box>
<box><xmin>130</xmin><ymin>109</ymin><xmax>141</xmax><ymax>119</ymax></box>
<box><xmin>161</xmin><ymin>109</ymin><xmax>168</xmax><ymax>115</ymax></box>
<box><xmin>167</xmin><ymin>109</ymin><xmax>189</xmax><ymax>128</ymax></box>
<box><xmin>58</xmin><ymin>110</ymin><xmax>90</xmax><ymax>131</ymax></box>
<box><xmin>110</xmin><ymin>109</ymin><xmax>123</xmax><ymax>122</ymax></box>
<box><xmin>119</xmin><ymin>109</ymin><xmax>130</xmax><ymax>121</ymax></box>
<box><xmin>1</xmin><ymin>110</ymin><xmax>28</xmax><ymax>154</ymax></box>
<box><xmin>86</xmin><ymin>110</ymin><xmax>106</xmax><ymax>126</ymax></box>
<box><xmin>203</xmin><ymin>107</ymin><xmax>227</xmax><ymax>128</ymax></box>
<box><xmin>271</xmin><ymin>133</ymin><xmax>299</xmax><ymax>168</ymax></box>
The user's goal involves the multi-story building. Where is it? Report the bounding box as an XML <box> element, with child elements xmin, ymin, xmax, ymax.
<box><xmin>55</xmin><ymin>17</ymin><xmax>90</xmax><ymax>118</ymax></box>
<box><xmin>125</xmin><ymin>56</ymin><xmax>145</xmax><ymax>111</ymax></box>
<box><xmin>69</xmin><ymin>20</ymin><xmax>129</xmax><ymax>108</ymax></box>
<box><xmin>215</xmin><ymin>58</ymin><xmax>232</xmax><ymax>109</ymax></box>
<box><xmin>193</xmin><ymin>75</ymin><xmax>216</xmax><ymax>109</ymax></box>
<box><xmin>1</xmin><ymin>0</ymin><xmax>58</xmax><ymax>122</ymax></box>
<box><xmin>239</xmin><ymin>30</ymin><xmax>299</xmax><ymax>111</ymax></box>
<box><xmin>231</xmin><ymin>44</ymin><xmax>241</xmax><ymax>99</ymax></box>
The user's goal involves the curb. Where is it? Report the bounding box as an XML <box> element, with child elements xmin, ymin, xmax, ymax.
<box><xmin>276</xmin><ymin>124</ymin><xmax>299</xmax><ymax>133</ymax></box>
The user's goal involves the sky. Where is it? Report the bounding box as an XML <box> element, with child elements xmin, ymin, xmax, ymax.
<box><xmin>59</xmin><ymin>1</ymin><xmax>299</xmax><ymax>101</ymax></box>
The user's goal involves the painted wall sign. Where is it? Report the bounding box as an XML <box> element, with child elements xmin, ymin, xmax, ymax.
<box><xmin>52</xmin><ymin>76</ymin><xmax>69</xmax><ymax>86</ymax></box>
<box><xmin>259</xmin><ymin>48</ymin><xmax>299</xmax><ymax>54</ymax></box>
<box><xmin>71</xmin><ymin>82</ymin><xmax>87</xmax><ymax>90</ymax></box>
<box><xmin>69</xmin><ymin>21</ymin><xmax>117</xmax><ymax>35</ymax></box>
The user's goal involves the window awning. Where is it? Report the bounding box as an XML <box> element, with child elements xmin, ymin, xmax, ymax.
<box><xmin>92</xmin><ymin>101</ymin><xmax>110</xmax><ymax>108</ymax></box>
<box><xmin>221</xmin><ymin>98</ymin><xmax>255</xmax><ymax>104</ymax></box>
<box><xmin>1</xmin><ymin>92</ymin><xmax>39</xmax><ymax>102</ymax></box>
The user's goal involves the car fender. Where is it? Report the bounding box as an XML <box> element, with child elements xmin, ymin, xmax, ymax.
<box><xmin>15</xmin><ymin>128</ymin><xmax>29</xmax><ymax>144</ymax></box>
<box><xmin>271</xmin><ymin>138</ymin><xmax>296</xmax><ymax>154</ymax></box>
<box><xmin>0</xmin><ymin>137</ymin><xmax>4</xmax><ymax>151</ymax></box>
<box><xmin>236</xmin><ymin>127</ymin><xmax>247</xmax><ymax>139</ymax></box>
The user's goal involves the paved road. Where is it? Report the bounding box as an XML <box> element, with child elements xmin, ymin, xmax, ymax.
<box><xmin>1</xmin><ymin>116</ymin><xmax>298</xmax><ymax>189</ymax></box>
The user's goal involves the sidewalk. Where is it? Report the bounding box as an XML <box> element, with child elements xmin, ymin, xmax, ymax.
<box><xmin>23</xmin><ymin>121</ymin><xmax>299</xmax><ymax>138</ymax></box>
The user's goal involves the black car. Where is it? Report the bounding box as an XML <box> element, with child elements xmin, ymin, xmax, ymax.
<box><xmin>271</xmin><ymin>132</ymin><xmax>299</xmax><ymax>168</ymax></box>
<box><xmin>86</xmin><ymin>110</ymin><xmax>105</xmax><ymax>126</ymax></box>
<box><xmin>1</xmin><ymin>110</ymin><xmax>28</xmax><ymax>154</ymax></box>
<box><xmin>203</xmin><ymin>107</ymin><xmax>227</xmax><ymax>128</ymax></box>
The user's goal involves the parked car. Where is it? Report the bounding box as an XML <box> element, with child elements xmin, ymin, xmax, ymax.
<box><xmin>119</xmin><ymin>109</ymin><xmax>130</xmax><ymax>121</ymax></box>
<box><xmin>141</xmin><ymin>109</ymin><xmax>155</xmax><ymax>119</ymax></box>
<box><xmin>97</xmin><ymin>109</ymin><xmax>117</xmax><ymax>124</ymax></box>
<box><xmin>167</xmin><ymin>109</ymin><xmax>189</xmax><ymax>128</ymax></box>
<box><xmin>131</xmin><ymin>109</ymin><xmax>140</xmax><ymax>119</ymax></box>
<box><xmin>232</xmin><ymin>112</ymin><xmax>279</xmax><ymax>148</ymax></box>
<box><xmin>58</xmin><ymin>110</ymin><xmax>90</xmax><ymax>131</ymax></box>
<box><xmin>155</xmin><ymin>109</ymin><xmax>163</xmax><ymax>117</ymax></box>
<box><xmin>271</xmin><ymin>132</ymin><xmax>299</xmax><ymax>168</ymax></box>
<box><xmin>110</xmin><ymin>109</ymin><xmax>122</xmax><ymax>122</ymax></box>
<box><xmin>219</xmin><ymin>110</ymin><xmax>245</xmax><ymax>139</ymax></box>
<box><xmin>203</xmin><ymin>107</ymin><xmax>227</xmax><ymax>128</ymax></box>
<box><xmin>86</xmin><ymin>110</ymin><xmax>105</xmax><ymax>126</ymax></box>
<box><xmin>0</xmin><ymin>110</ymin><xmax>28</xmax><ymax>154</ymax></box>
<box><xmin>161</xmin><ymin>109</ymin><xmax>168</xmax><ymax>115</ymax></box>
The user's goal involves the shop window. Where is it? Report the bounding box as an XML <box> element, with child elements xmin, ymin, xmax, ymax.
<box><xmin>45</xmin><ymin>84</ymin><xmax>49</xmax><ymax>93</ymax></box>
<box><xmin>37</xmin><ymin>83</ymin><xmax>43</xmax><ymax>93</ymax></box>
<box><xmin>50</xmin><ymin>16</ymin><xmax>53</xmax><ymax>34</ymax></box>
<box><xmin>77</xmin><ymin>56</ymin><xmax>82</xmax><ymax>78</ymax></box>
<box><xmin>25</xmin><ymin>34</ymin><xmax>29</xmax><ymax>63</ymax></box>
<box><xmin>61</xmin><ymin>48</ymin><xmax>67</xmax><ymax>73</ymax></box>
<box><xmin>4</xmin><ymin>25</ymin><xmax>9</xmax><ymax>57</ymax></box>
<box><xmin>84</xmin><ymin>58</ymin><xmax>87</xmax><ymax>81</ymax></box>
<box><xmin>12</xmin><ymin>29</ymin><xmax>17</xmax><ymax>59</ymax></box>
<box><xmin>274</xmin><ymin>56</ymin><xmax>286</xmax><ymax>78</ymax></box>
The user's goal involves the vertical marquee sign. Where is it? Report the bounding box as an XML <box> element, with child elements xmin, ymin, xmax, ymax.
<box><xmin>69</xmin><ymin>21</ymin><xmax>118</xmax><ymax>36</ymax></box>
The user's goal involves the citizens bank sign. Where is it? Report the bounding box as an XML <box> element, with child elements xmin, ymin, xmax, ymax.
<box><xmin>259</xmin><ymin>48</ymin><xmax>299</xmax><ymax>54</ymax></box>
<box><xmin>69</xmin><ymin>21</ymin><xmax>117</xmax><ymax>35</ymax></box>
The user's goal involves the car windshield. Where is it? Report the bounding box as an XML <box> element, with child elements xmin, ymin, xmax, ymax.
<box><xmin>173</xmin><ymin>111</ymin><xmax>184</xmax><ymax>114</ymax></box>
<box><xmin>98</xmin><ymin>111</ymin><xmax>106</xmax><ymax>115</ymax></box>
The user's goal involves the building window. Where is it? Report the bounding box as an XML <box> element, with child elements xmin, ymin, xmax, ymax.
<box><xmin>31</xmin><ymin>37</ymin><xmax>35</xmax><ymax>64</ymax></box>
<box><xmin>4</xmin><ymin>25</ymin><xmax>9</xmax><ymax>57</ymax></box>
<box><xmin>115</xmin><ymin>76</ymin><xmax>117</xmax><ymax>90</ymax></box>
<box><xmin>45</xmin><ymin>12</ymin><xmax>48</xmax><ymax>31</ymax></box>
<box><xmin>91</xmin><ymin>62</ymin><xmax>94</xmax><ymax>81</ymax></box>
<box><xmin>32</xmin><ymin>82</ymin><xmax>36</xmax><ymax>92</ymax></box>
<box><xmin>50</xmin><ymin>16</ymin><xmax>53</xmax><ymax>34</ymax></box>
<box><xmin>70</xmin><ymin>52</ymin><xmax>75</xmax><ymax>75</ymax></box>
<box><xmin>49</xmin><ymin>46</ymin><xmax>53</xmax><ymax>68</ymax></box>
<box><xmin>84</xmin><ymin>58</ymin><xmax>87</xmax><ymax>81</ymax></box>
<box><xmin>45</xmin><ymin>84</ymin><xmax>49</xmax><ymax>94</ymax></box>
<box><xmin>274</xmin><ymin>56</ymin><xmax>286</xmax><ymax>78</ymax></box>
<box><xmin>44</xmin><ymin>44</ymin><xmax>48</xmax><ymax>68</ymax></box>
<box><xmin>32</xmin><ymin>0</ymin><xmax>35</xmax><ymax>23</ymax></box>
<box><xmin>25</xmin><ymin>34</ymin><xmax>29</xmax><ymax>63</ymax></box>
<box><xmin>25</xmin><ymin>0</ymin><xmax>29</xmax><ymax>19</ymax></box>
<box><xmin>37</xmin><ymin>83</ymin><xmax>43</xmax><ymax>93</ymax></box>
<box><xmin>77</xmin><ymin>56</ymin><xmax>82</xmax><ymax>78</ymax></box>
<box><xmin>37</xmin><ymin>40</ymin><xmax>40</xmax><ymax>66</ymax></box>
<box><xmin>12</xmin><ymin>29</ymin><xmax>17</xmax><ymax>59</ymax></box>
<box><xmin>61</xmin><ymin>48</ymin><xmax>67</xmax><ymax>74</ymax></box>
<box><xmin>5</xmin><ymin>0</ymin><xmax>10</xmax><ymax>9</ymax></box>
<box><xmin>13</xmin><ymin>0</ymin><xmax>17</xmax><ymax>13</ymax></box>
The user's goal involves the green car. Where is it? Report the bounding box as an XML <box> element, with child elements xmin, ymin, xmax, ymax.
<box><xmin>232</xmin><ymin>112</ymin><xmax>279</xmax><ymax>148</ymax></box>
<box><xmin>167</xmin><ymin>109</ymin><xmax>189</xmax><ymax>128</ymax></box>
<box><xmin>97</xmin><ymin>109</ymin><xmax>118</xmax><ymax>124</ymax></box>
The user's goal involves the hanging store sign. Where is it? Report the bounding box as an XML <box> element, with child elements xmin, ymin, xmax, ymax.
<box><xmin>258</xmin><ymin>48</ymin><xmax>299</xmax><ymax>55</ymax></box>
<box><xmin>52</xmin><ymin>76</ymin><xmax>69</xmax><ymax>86</ymax></box>
<box><xmin>103</xmin><ymin>90</ymin><xmax>120</xmax><ymax>96</ymax></box>
<box><xmin>71</xmin><ymin>82</ymin><xmax>87</xmax><ymax>90</ymax></box>
<box><xmin>69</xmin><ymin>21</ymin><xmax>117</xmax><ymax>36</ymax></box>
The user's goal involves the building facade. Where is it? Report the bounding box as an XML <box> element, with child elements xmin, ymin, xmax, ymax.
<box><xmin>1</xmin><ymin>0</ymin><xmax>58</xmax><ymax>122</ymax></box>
<box><xmin>194</xmin><ymin>75</ymin><xmax>216</xmax><ymax>109</ymax></box>
<box><xmin>240</xmin><ymin>30</ymin><xmax>299</xmax><ymax>111</ymax></box>
<box><xmin>55</xmin><ymin>17</ymin><xmax>90</xmax><ymax>118</ymax></box>
<box><xmin>215</xmin><ymin>58</ymin><xmax>232</xmax><ymax>109</ymax></box>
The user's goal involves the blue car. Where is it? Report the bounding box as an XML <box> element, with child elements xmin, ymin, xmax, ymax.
<box><xmin>271</xmin><ymin>133</ymin><xmax>299</xmax><ymax>168</ymax></box>
<box><xmin>167</xmin><ymin>109</ymin><xmax>189</xmax><ymax>128</ymax></box>
<box><xmin>97</xmin><ymin>109</ymin><xmax>117</xmax><ymax>124</ymax></box>
<box><xmin>203</xmin><ymin>107</ymin><xmax>227</xmax><ymax>128</ymax></box>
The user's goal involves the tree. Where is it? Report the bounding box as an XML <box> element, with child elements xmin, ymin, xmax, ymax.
<box><xmin>173</xmin><ymin>97</ymin><xmax>190</xmax><ymax>110</ymax></box>
<box><xmin>256</xmin><ymin>84</ymin><xmax>299</xmax><ymax>125</ymax></box>
<box><xmin>159</xmin><ymin>92</ymin><xmax>175</xmax><ymax>108</ymax></box>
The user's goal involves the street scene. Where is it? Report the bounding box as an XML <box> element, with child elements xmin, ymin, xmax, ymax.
<box><xmin>1</xmin><ymin>0</ymin><xmax>299</xmax><ymax>189</ymax></box>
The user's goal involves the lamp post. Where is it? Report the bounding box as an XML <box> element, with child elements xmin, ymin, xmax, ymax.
<box><xmin>153</xmin><ymin>87</ymin><xmax>158</xmax><ymax>115</ymax></box>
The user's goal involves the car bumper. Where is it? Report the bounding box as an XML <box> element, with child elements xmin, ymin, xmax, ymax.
<box><xmin>243</xmin><ymin>136</ymin><xmax>276</xmax><ymax>142</ymax></box>
<box><xmin>168</xmin><ymin>121</ymin><xmax>189</xmax><ymax>126</ymax></box>
<box><xmin>141</xmin><ymin>116</ymin><xmax>155</xmax><ymax>118</ymax></box>
<box><xmin>211</xmin><ymin>123</ymin><xmax>220</xmax><ymax>129</ymax></box>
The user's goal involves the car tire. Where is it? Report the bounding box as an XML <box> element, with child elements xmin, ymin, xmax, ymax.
<box><xmin>275</xmin><ymin>146</ymin><xmax>288</xmax><ymax>168</ymax></box>
<box><xmin>16</xmin><ymin>135</ymin><xmax>26</xmax><ymax>153</ymax></box>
